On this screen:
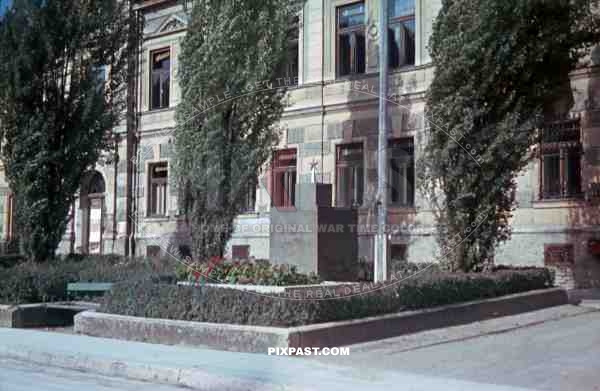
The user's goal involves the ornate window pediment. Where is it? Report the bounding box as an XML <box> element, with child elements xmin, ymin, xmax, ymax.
<box><xmin>154</xmin><ymin>14</ymin><xmax>188</xmax><ymax>35</ymax></box>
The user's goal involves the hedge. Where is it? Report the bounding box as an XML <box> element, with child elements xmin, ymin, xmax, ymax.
<box><xmin>0</xmin><ymin>255</ymin><xmax>177</xmax><ymax>304</ymax></box>
<box><xmin>100</xmin><ymin>267</ymin><xmax>554</xmax><ymax>327</ymax></box>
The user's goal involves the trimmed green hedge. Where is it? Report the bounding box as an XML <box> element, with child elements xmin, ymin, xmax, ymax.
<box><xmin>100</xmin><ymin>268</ymin><xmax>554</xmax><ymax>327</ymax></box>
<box><xmin>0</xmin><ymin>255</ymin><xmax>177</xmax><ymax>304</ymax></box>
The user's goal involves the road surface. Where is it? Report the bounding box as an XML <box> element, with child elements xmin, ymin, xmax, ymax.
<box><xmin>0</xmin><ymin>359</ymin><xmax>185</xmax><ymax>391</ymax></box>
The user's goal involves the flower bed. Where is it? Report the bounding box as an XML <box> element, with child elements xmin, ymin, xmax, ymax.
<box><xmin>176</xmin><ymin>258</ymin><xmax>321</xmax><ymax>286</ymax></box>
<box><xmin>100</xmin><ymin>267</ymin><xmax>554</xmax><ymax>327</ymax></box>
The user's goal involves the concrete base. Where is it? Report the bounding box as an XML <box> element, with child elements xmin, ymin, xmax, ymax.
<box><xmin>0</xmin><ymin>302</ymin><xmax>99</xmax><ymax>328</ymax></box>
<box><xmin>75</xmin><ymin>288</ymin><xmax>568</xmax><ymax>353</ymax></box>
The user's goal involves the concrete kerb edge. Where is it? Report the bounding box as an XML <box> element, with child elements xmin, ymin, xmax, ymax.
<box><xmin>0</xmin><ymin>343</ymin><xmax>279</xmax><ymax>391</ymax></box>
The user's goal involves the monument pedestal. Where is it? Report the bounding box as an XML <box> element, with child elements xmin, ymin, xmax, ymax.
<box><xmin>269</xmin><ymin>183</ymin><xmax>358</xmax><ymax>281</ymax></box>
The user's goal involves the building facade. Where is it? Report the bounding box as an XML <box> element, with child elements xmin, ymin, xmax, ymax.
<box><xmin>1</xmin><ymin>0</ymin><xmax>600</xmax><ymax>288</ymax></box>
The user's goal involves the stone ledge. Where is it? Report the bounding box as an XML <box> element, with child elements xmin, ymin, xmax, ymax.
<box><xmin>74</xmin><ymin>311</ymin><xmax>291</xmax><ymax>353</ymax></box>
<box><xmin>74</xmin><ymin>288</ymin><xmax>567</xmax><ymax>353</ymax></box>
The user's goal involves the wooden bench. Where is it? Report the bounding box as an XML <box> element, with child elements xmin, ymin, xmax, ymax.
<box><xmin>67</xmin><ymin>282</ymin><xmax>113</xmax><ymax>299</ymax></box>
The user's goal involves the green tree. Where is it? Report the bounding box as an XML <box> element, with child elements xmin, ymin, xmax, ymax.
<box><xmin>175</xmin><ymin>0</ymin><xmax>300</xmax><ymax>260</ymax></box>
<box><xmin>419</xmin><ymin>0</ymin><xmax>600</xmax><ymax>271</ymax></box>
<box><xmin>0</xmin><ymin>0</ymin><xmax>136</xmax><ymax>261</ymax></box>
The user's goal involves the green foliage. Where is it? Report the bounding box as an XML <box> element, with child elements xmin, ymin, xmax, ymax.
<box><xmin>178</xmin><ymin>258</ymin><xmax>321</xmax><ymax>286</ymax></box>
<box><xmin>174</xmin><ymin>0</ymin><xmax>301</xmax><ymax>259</ymax></box>
<box><xmin>395</xmin><ymin>268</ymin><xmax>554</xmax><ymax>309</ymax></box>
<box><xmin>0</xmin><ymin>255</ymin><xmax>178</xmax><ymax>304</ymax></box>
<box><xmin>0</xmin><ymin>254</ymin><xmax>25</xmax><ymax>269</ymax></box>
<box><xmin>0</xmin><ymin>0</ymin><xmax>136</xmax><ymax>261</ymax></box>
<box><xmin>100</xmin><ymin>268</ymin><xmax>553</xmax><ymax>327</ymax></box>
<box><xmin>419</xmin><ymin>0</ymin><xmax>600</xmax><ymax>271</ymax></box>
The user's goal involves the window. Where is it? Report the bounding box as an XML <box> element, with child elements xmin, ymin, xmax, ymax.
<box><xmin>389</xmin><ymin>0</ymin><xmax>415</xmax><ymax>68</ymax></box>
<box><xmin>389</xmin><ymin>138</ymin><xmax>414</xmax><ymax>206</ymax></box>
<box><xmin>272</xmin><ymin>149</ymin><xmax>297</xmax><ymax>208</ymax></box>
<box><xmin>336</xmin><ymin>143</ymin><xmax>364</xmax><ymax>207</ymax></box>
<box><xmin>539</xmin><ymin>118</ymin><xmax>582</xmax><ymax>199</ymax></box>
<box><xmin>279</xmin><ymin>18</ymin><xmax>299</xmax><ymax>84</ymax></box>
<box><xmin>390</xmin><ymin>244</ymin><xmax>407</xmax><ymax>261</ymax></box>
<box><xmin>92</xmin><ymin>65</ymin><xmax>107</xmax><ymax>92</ymax></box>
<box><xmin>337</xmin><ymin>2</ymin><xmax>366</xmax><ymax>77</ymax></box>
<box><xmin>232</xmin><ymin>245</ymin><xmax>250</xmax><ymax>260</ymax></box>
<box><xmin>147</xmin><ymin>245</ymin><xmax>161</xmax><ymax>259</ymax></box>
<box><xmin>241</xmin><ymin>180</ymin><xmax>257</xmax><ymax>213</ymax></box>
<box><xmin>148</xmin><ymin>162</ymin><xmax>168</xmax><ymax>216</ymax></box>
<box><xmin>150</xmin><ymin>48</ymin><xmax>170</xmax><ymax>110</ymax></box>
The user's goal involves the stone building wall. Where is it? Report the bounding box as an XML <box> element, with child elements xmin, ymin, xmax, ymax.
<box><xmin>0</xmin><ymin>0</ymin><xmax>597</xmax><ymax>287</ymax></box>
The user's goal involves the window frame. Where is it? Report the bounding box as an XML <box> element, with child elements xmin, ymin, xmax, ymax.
<box><xmin>241</xmin><ymin>178</ymin><xmax>258</xmax><ymax>214</ymax></box>
<box><xmin>335</xmin><ymin>142</ymin><xmax>365</xmax><ymax>208</ymax></box>
<box><xmin>336</xmin><ymin>1</ymin><xmax>366</xmax><ymax>78</ymax></box>
<box><xmin>147</xmin><ymin>161</ymin><xmax>169</xmax><ymax>217</ymax></box>
<box><xmin>388</xmin><ymin>0</ymin><xmax>416</xmax><ymax>70</ymax></box>
<box><xmin>272</xmin><ymin>149</ymin><xmax>297</xmax><ymax>208</ymax></box>
<box><xmin>538</xmin><ymin>118</ymin><xmax>583</xmax><ymax>200</ymax></box>
<box><xmin>388</xmin><ymin>137</ymin><xmax>415</xmax><ymax>207</ymax></box>
<box><xmin>149</xmin><ymin>47</ymin><xmax>171</xmax><ymax>111</ymax></box>
<box><xmin>280</xmin><ymin>17</ymin><xmax>300</xmax><ymax>85</ymax></box>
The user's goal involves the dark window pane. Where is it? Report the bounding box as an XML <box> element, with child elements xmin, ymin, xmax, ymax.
<box><xmin>390</xmin><ymin>244</ymin><xmax>407</xmax><ymax>261</ymax></box>
<box><xmin>161</xmin><ymin>75</ymin><xmax>170</xmax><ymax>108</ymax></box>
<box><xmin>336</xmin><ymin>144</ymin><xmax>364</xmax><ymax>207</ymax></box>
<box><xmin>242</xmin><ymin>181</ymin><xmax>256</xmax><ymax>213</ymax></box>
<box><xmin>407</xmin><ymin>162</ymin><xmax>414</xmax><ymax>205</ymax></box>
<box><xmin>389</xmin><ymin>138</ymin><xmax>415</xmax><ymax>206</ymax></box>
<box><xmin>389</xmin><ymin>19</ymin><xmax>415</xmax><ymax>68</ymax></box>
<box><xmin>566</xmin><ymin>152</ymin><xmax>581</xmax><ymax>196</ymax></box>
<box><xmin>355</xmin><ymin>31</ymin><xmax>366</xmax><ymax>74</ymax></box>
<box><xmin>543</xmin><ymin>155</ymin><xmax>561</xmax><ymax>198</ymax></box>
<box><xmin>277</xmin><ymin>19</ymin><xmax>299</xmax><ymax>83</ymax></box>
<box><xmin>338</xmin><ymin>3</ymin><xmax>365</xmax><ymax>28</ymax></box>
<box><xmin>152</xmin><ymin>75</ymin><xmax>162</xmax><ymax>109</ymax></box>
<box><xmin>150</xmin><ymin>49</ymin><xmax>170</xmax><ymax>110</ymax></box>
<box><xmin>339</xmin><ymin>34</ymin><xmax>352</xmax><ymax>76</ymax></box>
<box><xmin>389</xmin><ymin>0</ymin><xmax>415</xmax><ymax>18</ymax></box>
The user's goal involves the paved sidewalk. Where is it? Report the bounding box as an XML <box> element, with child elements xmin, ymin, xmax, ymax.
<box><xmin>0</xmin><ymin>328</ymin><xmax>534</xmax><ymax>391</ymax></box>
<box><xmin>311</xmin><ymin>306</ymin><xmax>600</xmax><ymax>391</ymax></box>
<box><xmin>342</xmin><ymin>304</ymin><xmax>594</xmax><ymax>354</ymax></box>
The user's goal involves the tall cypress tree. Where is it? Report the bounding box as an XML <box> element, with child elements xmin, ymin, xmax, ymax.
<box><xmin>0</xmin><ymin>0</ymin><xmax>136</xmax><ymax>261</ymax></box>
<box><xmin>175</xmin><ymin>0</ymin><xmax>300</xmax><ymax>260</ymax></box>
<box><xmin>419</xmin><ymin>0</ymin><xmax>600</xmax><ymax>271</ymax></box>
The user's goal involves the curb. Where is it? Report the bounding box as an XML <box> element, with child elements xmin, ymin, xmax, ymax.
<box><xmin>0</xmin><ymin>328</ymin><xmax>540</xmax><ymax>391</ymax></box>
<box><xmin>0</xmin><ymin>344</ymin><xmax>289</xmax><ymax>391</ymax></box>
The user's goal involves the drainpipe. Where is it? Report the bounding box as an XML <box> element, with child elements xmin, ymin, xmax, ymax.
<box><xmin>125</xmin><ymin>4</ymin><xmax>142</xmax><ymax>257</ymax></box>
<box><xmin>112</xmin><ymin>135</ymin><xmax>119</xmax><ymax>253</ymax></box>
<box><xmin>321</xmin><ymin>0</ymin><xmax>325</xmax><ymax>181</ymax></box>
<box><xmin>374</xmin><ymin>0</ymin><xmax>389</xmax><ymax>282</ymax></box>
